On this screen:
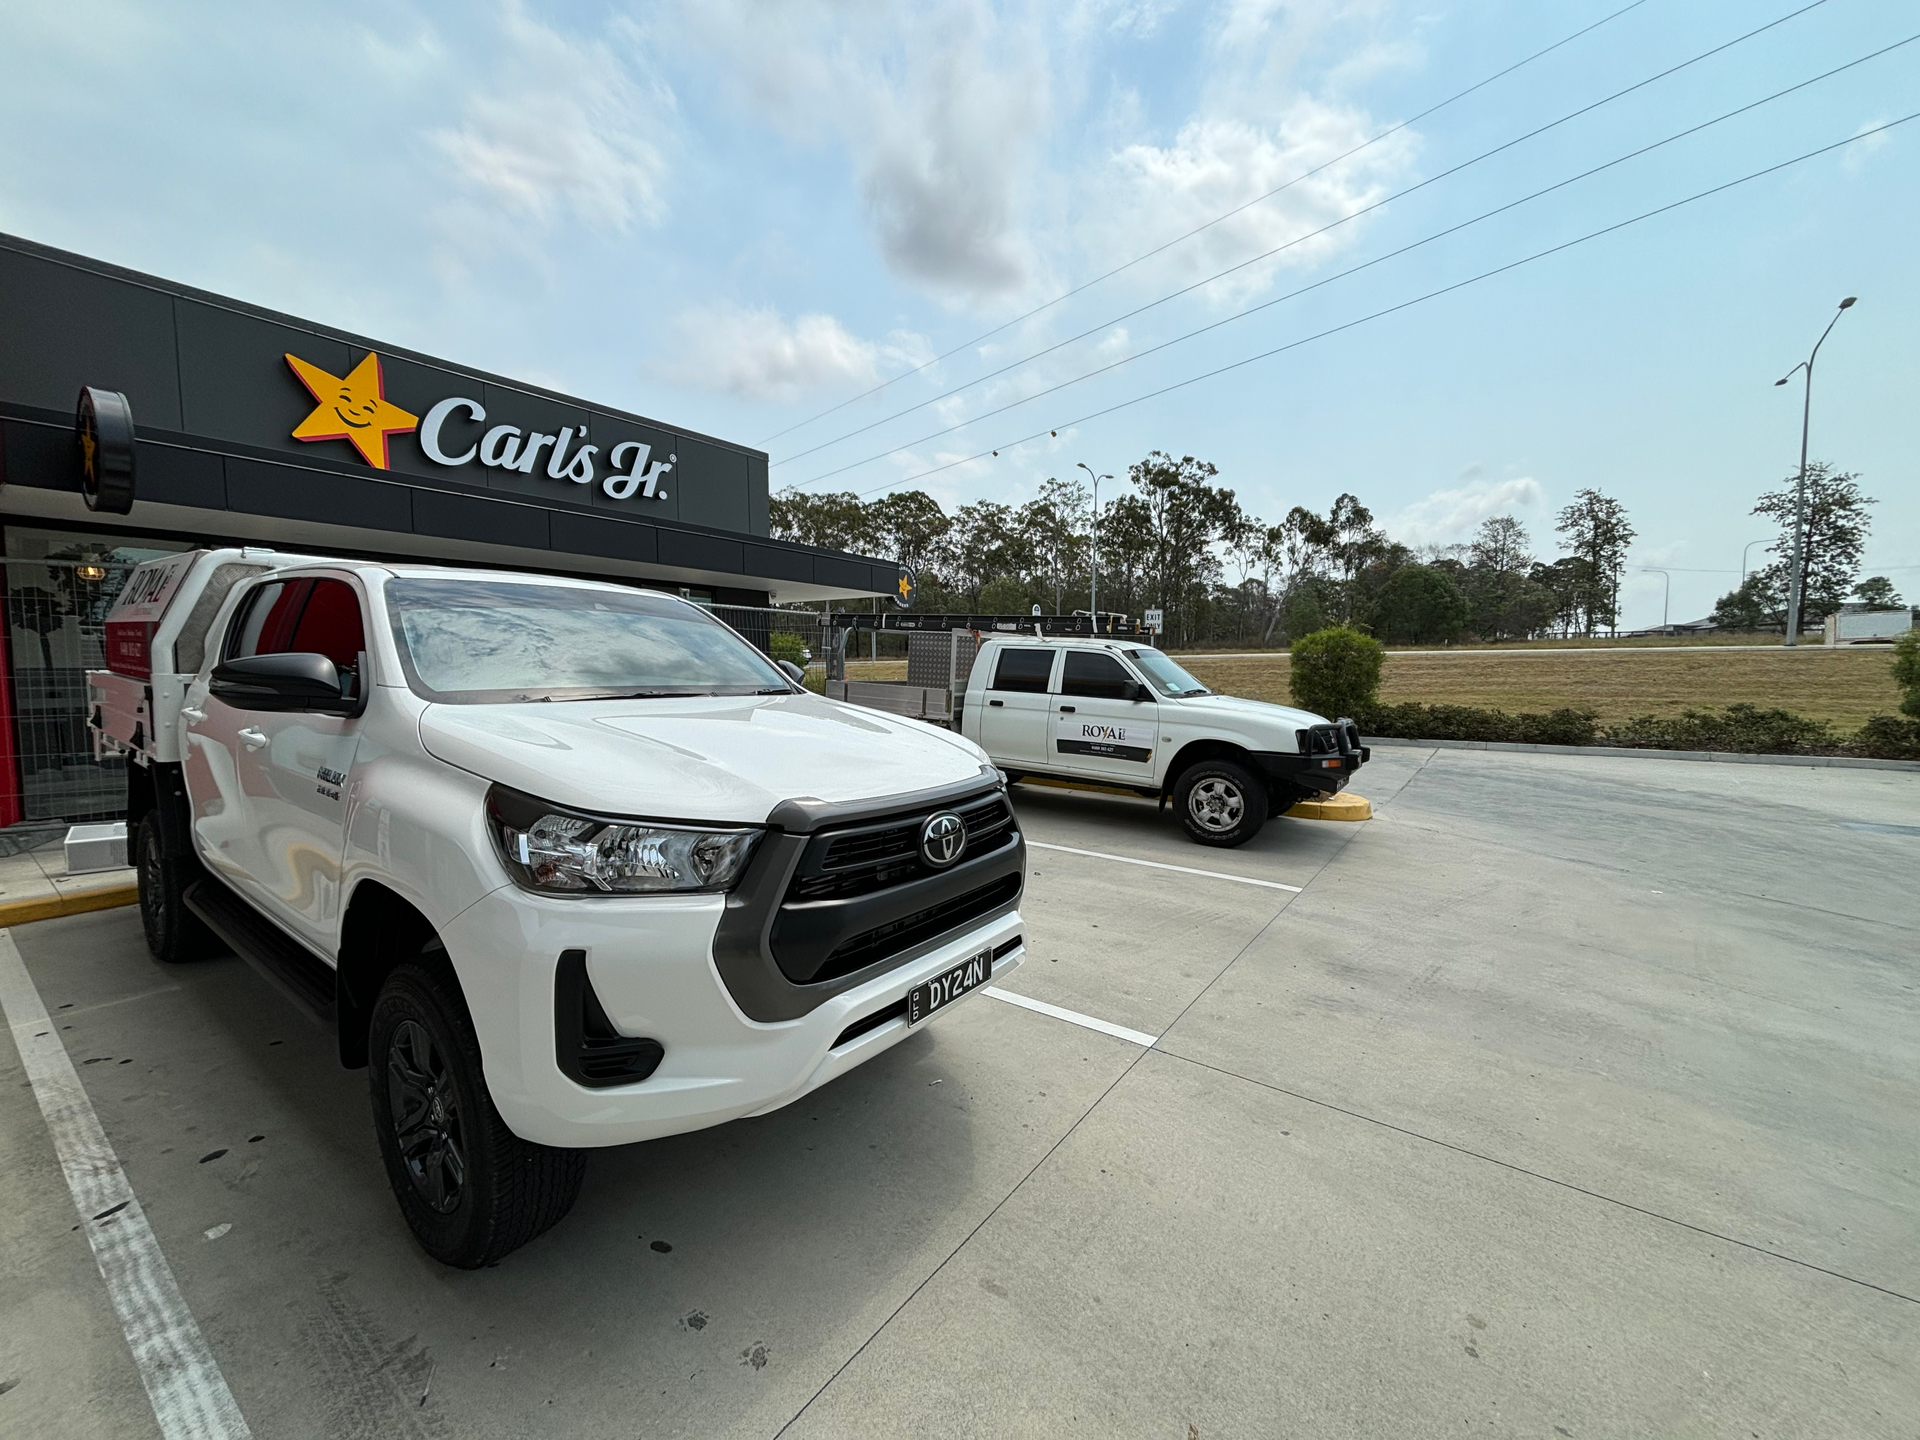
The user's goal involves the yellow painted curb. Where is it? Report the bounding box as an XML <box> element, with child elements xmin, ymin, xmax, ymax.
<box><xmin>0</xmin><ymin>882</ymin><xmax>139</xmax><ymax>929</ymax></box>
<box><xmin>1287</xmin><ymin>792</ymin><xmax>1372</xmax><ymax>821</ymax></box>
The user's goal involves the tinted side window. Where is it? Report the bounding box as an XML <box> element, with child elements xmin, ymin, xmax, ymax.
<box><xmin>990</xmin><ymin>648</ymin><xmax>1055</xmax><ymax>693</ymax></box>
<box><xmin>229</xmin><ymin>578</ymin><xmax>365</xmax><ymax>669</ymax></box>
<box><xmin>1060</xmin><ymin>651</ymin><xmax>1136</xmax><ymax>700</ymax></box>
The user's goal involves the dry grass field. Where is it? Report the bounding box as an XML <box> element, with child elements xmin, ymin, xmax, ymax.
<box><xmin>1176</xmin><ymin>649</ymin><xmax>1904</xmax><ymax>730</ymax></box>
<box><xmin>841</xmin><ymin>647</ymin><xmax>1906</xmax><ymax>729</ymax></box>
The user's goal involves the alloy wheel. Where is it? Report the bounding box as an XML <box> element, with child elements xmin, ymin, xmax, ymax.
<box><xmin>387</xmin><ymin>1019</ymin><xmax>468</xmax><ymax>1214</ymax></box>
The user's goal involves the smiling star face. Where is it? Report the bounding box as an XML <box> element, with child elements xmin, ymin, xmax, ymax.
<box><xmin>287</xmin><ymin>351</ymin><xmax>419</xmax><ymax>468</ymax></box>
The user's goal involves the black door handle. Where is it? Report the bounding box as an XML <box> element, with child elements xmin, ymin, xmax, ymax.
<box><xmin>988</xmin><ymin>699</ymin><xmax>1004</xmax><ymax>707</ymax></box>
<box><xmin>1059</xmin><ymin>705</ymin><xmax>1076</xmax><ymax>713</ymax></box>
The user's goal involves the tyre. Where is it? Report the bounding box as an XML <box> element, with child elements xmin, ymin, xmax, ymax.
<box><xmin>134</xmin><ymin>811</ymin><xmax>216</xmax><ymax>964</ymax></box>
<box><xmin>1174</xmin><ymin>759</ymin><xmax>1269</xmax><ymax>848</ymax></box>
<box><xmin>368</xmin><ymin>961</ymin><xmax>585</xmax><ymax>1268</ymax></box>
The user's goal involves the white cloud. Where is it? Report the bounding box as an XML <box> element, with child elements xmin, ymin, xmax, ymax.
<box><xmin>430</xmin><ymin>3</ymin><xmax>674</xmax><ymax>233</ymax></box>
<box><xmin>1841</xmin><ymin>116</ymin><xmax>1894</xmax><ymax>175</ymax></box>
<box><xmin>657</xmin><ymin>304</ymin><xmax>929</xmax><ymax>402</ymax></box>
<box><xmin>1092</xmin><ymin>97</ymin><xmax>1414</xmax><ymax>305</ymax></box>
<box><xmin>676</xmin><ymin>0</ymin><xmax>1048</xmax><ymax>303</ymax></box>
<box><xmin>1390</xmin><ymin>476</ymin><xmax>1543</xmax><ymax>548</ymax></box>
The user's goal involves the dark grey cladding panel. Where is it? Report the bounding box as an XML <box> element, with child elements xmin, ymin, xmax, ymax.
<box><xmin>176</xmin><ymin>298</ymin><xmax>353</xmax><ymax>451</ymax></box>
<box><xmin>223</xmin><ymin>454</ymin><xmax>412</xmax><ymax>532</ymax></box>
<box><xmin>657</xmin><ymin>528</ymin><xmax>743</xmax><ymax>576</ymax></box>
<box><xmin>549</xmin><ymin>510</ymin><xmax>658</xmax><ymax>564</ymax></box>
<box><xmin>742</xmin><ymin>542</ymin><xmax>815</xmax><ymax>585</ymax></box>
<box><xmin>413</xmin><ymin>487</ymin><xmax>552</xmax><ymax>550</ymax></box>
<box><xmin>0</xmin><ymin>247</ymin><xmax>182</xmax><ymax>427</ymax></box>
<box><xmin>747</xmin><ymin>454</ymin><xmax>770</xmax><ymax>537</ymax></box>
<box><xmin>673</xmin><ymin>436</ymin><xmax>751</xmax><ymax>535</ymax></box>
<box><xmin>1</xmin><ymin>416</ymin><xmax>71</xmax><ymax>489</ymax></box>
<box><xmin>813</xmin><ymin>555</ymin><xmax>871</xmax><ymax>593</ymax></box>
<box><xmin>137</xmin><ymin>442</ymin><xmax>225</xmax><ymax>509</ymax></box>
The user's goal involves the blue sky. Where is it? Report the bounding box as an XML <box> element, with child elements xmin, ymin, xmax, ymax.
<box><xmin>2</xmin><ymin>0</ymin><xmax>1913</xmax><ymax>626</ymax></box>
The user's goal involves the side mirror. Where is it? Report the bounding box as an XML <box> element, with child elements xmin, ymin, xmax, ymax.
<box><xmin>777</xmin><ymin>660</ymin><xmax>806</xmax><ymax>686</ymax></box>
<box><xmin>1127</xmin><ymin>681</ymin><xmax>1152</xmax><ymax>702</ymax></box>
<box><xmin>210</xmin><ymin>652</ymin><xmax>359</xmax><ymax>715</ymax></box>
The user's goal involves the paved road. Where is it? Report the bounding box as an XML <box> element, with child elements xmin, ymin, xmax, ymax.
<box><xmin>2</xmin><ymin>749</ymin><xmax>1914</xmax><ymax>1438</ymax></box>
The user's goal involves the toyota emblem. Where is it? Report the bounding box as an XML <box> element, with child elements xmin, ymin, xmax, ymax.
<box><xmin>920</xmin><ymin>811</ymin><xmax>966</xmax><ymax>868</ymax></box>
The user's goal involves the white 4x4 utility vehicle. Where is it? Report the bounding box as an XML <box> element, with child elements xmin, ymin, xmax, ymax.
<box><xmin>90</xmin><ymin>551</ymin><xmax>1026</xmax><ymax>1265</ymax></box>
<box><xmin>957</xmin><ymin>636</ymin><xmax>1368</xmax><ymax>847</ymax></box>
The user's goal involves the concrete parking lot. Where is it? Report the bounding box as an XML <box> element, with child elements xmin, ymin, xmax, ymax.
<box><xmin>2</xmin><ymin>747</ymin><xmax>1915</xmax><ymax>1439</ymax></box>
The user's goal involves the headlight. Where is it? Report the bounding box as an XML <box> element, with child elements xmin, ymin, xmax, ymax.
<box><xmin>487</xmin><ymin>786</ymin><xmax>761</xmax><ymax>895</ymax></box>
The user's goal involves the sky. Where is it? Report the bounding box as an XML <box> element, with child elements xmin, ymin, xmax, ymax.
<box><xmin>1</xmin><ymin>0</ymin><xmax>1913</xmax><ymax>628</ymax></box>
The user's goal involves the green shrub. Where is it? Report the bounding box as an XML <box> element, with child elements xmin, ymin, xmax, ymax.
<box><xmin>1289</xmin><ymin>626</ymin><xmax>1383</xmax><ymax>718</ymax></box>
<box><xmin>1359</xmin><ymin>702</ymin><xmax>1598</xmax><ymax>747</ymax></box>
<box><xmin>768</xmin><ymin>631</ymin><xmax>811</xmax><ymax>666</ymax></box>
<box><xmin>1604</xmin><ymin>704</ymin><xmax>1834</xmax><ymax>754</ymax></box>
<box><xmin>1893</xmin><ymin>631</ymin><xmax>1920</xmax><ymax>719</ymax></box>
<box><xmin>1852</xmin><ymin>714</ymin><xmax>1920</xmax><ymax>760</ymax></box>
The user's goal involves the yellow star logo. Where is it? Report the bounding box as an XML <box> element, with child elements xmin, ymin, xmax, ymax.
<box><xmin>79</xmin><ymin>428</ymin><xmax>97</xmax><ymax>482</ymax></box>
<box><xmin>286</xmin><ymin>351</ymin><xmax>418</xmax><ymax>469</ymax></box>
<box><xmin>897</xmin><ymin>574</ymin><xmax>913</xmax><ymax>597</ymax></box>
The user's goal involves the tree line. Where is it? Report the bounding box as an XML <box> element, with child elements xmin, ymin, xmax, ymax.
<box><xmin>772</xmin><ymin>451</ymin><xmax>1887</xmax><ymax>647</ymax></box>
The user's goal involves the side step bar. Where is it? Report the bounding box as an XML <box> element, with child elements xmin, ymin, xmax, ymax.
<box><xmin>183</xmin><ymin>876</ymin><xmax>337</xmax><ymax>1029</ymax></box>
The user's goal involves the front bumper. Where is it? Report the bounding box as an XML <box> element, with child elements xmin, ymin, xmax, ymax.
<box><xmin>1252</xmin><ymin>719</ymin><xmax>1370</xmax><ymax>797</ymax></box>
<box><xmin>442</xmin><ymin>888</ymin><xmax>1024</xmax><ymax>1149</ymax></box>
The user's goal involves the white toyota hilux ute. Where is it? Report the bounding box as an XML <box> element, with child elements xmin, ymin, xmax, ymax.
<box><xmin>957</xmin><ymin>635</ymin><xmax>1368</xmax><ymax>847</ymax></box>
<box><xmin>89</xmin><ymin>550</ymin><xmax>1026</xmax><ymax>1266</ymax></box>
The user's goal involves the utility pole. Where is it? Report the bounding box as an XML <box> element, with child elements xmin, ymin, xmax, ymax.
<box><xmin>1775</xmin><ymin>296</ymin><xmax>1856</xmax><ymax>646</ymax></box>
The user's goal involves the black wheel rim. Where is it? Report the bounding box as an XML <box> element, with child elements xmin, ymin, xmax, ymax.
<box><xmin>387</xmin><ymin>1019</ymin><xmax>467</xmax><ymax>1214</ymax></box>
<box><xmin>138</xmin><ymin>828</ymin><xmax>166</xmax><ymax>949</ymax></box>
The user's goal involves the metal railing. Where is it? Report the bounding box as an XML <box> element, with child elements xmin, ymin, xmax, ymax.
<box><xmin>4</xmin><ymin>557</ymin><xmax>139</xmax><ymax>823</ymax></box>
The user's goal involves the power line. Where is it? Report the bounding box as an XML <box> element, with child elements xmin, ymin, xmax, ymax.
<box><xmin>777</xmin><ymin>0</ymin><xmax>1833</xmax><ymax>474</ymax></box>
<box><xmin>790</xmin><ymin>34</ymin><xmax>1914</xmax><ymax>490</ymax></box>
<box><xmin>757</xmin><ymin>0</ymin><xmax>1656</xmax><ymax>447</ymax></box>
<box><xmin>840</xmin><ymin>113</ymin><xmax>1916</xmax><ymax>501</ymax></box>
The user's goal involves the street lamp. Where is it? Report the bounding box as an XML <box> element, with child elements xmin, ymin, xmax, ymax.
<box><xmin>1075</xmin><ymin>462</ymin><xmax>1114</xmax><ymax>625</ymax></box>
<box><xmin>1740</xmin><ymin>538</ymin><xmax>1768</xmax><ymax>585</ymax></box>
<box><xmin>1774</xmin><ymin>295</ymin><xmax>1856</xmax><ymax>646</ymax></box>
<box><xmin>1641</xmin><ymin>567</ymin><xmax>1671</xmax><ymax>631</ymax></box>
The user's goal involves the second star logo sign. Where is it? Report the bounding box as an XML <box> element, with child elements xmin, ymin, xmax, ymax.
<box><xmin>285</xmin><ymin>350</ymin><xmax>672</xmax><ymax>502</ymax></box>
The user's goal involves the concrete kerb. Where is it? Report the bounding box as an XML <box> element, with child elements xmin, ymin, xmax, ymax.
<box><xmin>1364</xmin><ymin>735</ymin><xmax>1920</xmax><ymax>772</ymax></box>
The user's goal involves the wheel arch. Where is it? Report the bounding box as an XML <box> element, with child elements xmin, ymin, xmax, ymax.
<box><xmin>337</xmin><ymin>880</ymin><xmax>444</xmax><ymax>1069</ymax></box>
<box><xmin>1162</xmin><ymin>738</ymin><xmax>1254</xmax><ymax>795</ymax></box>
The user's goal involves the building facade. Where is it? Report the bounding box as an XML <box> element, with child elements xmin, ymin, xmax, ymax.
<box><xmin>0</xmin><ymin>232</ymin><xmax>893</xmax><ymax>827</ymax></box>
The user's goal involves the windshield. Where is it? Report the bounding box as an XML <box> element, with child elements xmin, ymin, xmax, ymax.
<box><xmin>1126</xmin><ymin>648</ymin><xmax>1210</xmax><ymax>698</ymax></box>
<box><xmin>384</xmin><ymin>578</ymin><xmax>790</xmax><ymax>703</ymax></box>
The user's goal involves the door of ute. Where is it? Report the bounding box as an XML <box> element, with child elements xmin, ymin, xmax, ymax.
<box><xmin>196</xmin><ymin>575</ymin><xmax>366</xmax><ymax>950</ymax></box>
<box><xmin>1050</xmin><ymin>650</ymin><xmax>1159</xmax><ymax>782</ymax></box>
<box><xmin>975</xmin><ymin>646</ymin><xmax>1055</xmax><ymax>768</ymax></box>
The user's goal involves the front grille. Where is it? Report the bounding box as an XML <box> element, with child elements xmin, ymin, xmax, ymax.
<box><xmin>791</xmin><ymin>793</ymin><xmax>1015</xmax><ymax>902</ymax></box>
<box><xmin>814</xmin><ymin>874</ymin><xmax>1022</xmax><ymax>983</ymax></box>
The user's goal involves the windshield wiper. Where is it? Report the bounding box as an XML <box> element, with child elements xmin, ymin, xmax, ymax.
<box><xmin>755</xmin><ymin>686</ymin><xmax>792</xmax><ymax>695</ymax></box>
<box><xmin>567</xmin><ymin>689</ymin><xmax>712</xmax><ymax>701</ymax></box>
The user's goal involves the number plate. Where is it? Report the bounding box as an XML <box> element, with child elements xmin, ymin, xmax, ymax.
<box><xmin>907</xmin><ymin>949</ymin><xmax>993</xmax><ymax>1025</ymax></box>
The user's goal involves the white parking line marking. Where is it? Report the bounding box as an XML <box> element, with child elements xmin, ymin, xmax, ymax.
<box><xmin>0</xmin><ymin>930</ymin><xmax>253</xmax><ymax>1440</ymax></box>
<box><xmin>982</xmin><ymin>987</ymin><xmax>1159</xmax><ymax>1047</ymax></box>
<box><xmin>1028</xmin><ymin>841</ymin><xmax>1304</xmax><ymax>892</ymax></box>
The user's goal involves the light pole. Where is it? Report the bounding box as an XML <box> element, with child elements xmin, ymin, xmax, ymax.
<box><xmin>1642</xmin><ymin>567</ymin><xmax>1671</xmax><ymax>631</ymax></box>
<box><xmin>1740</xmin><ymin>538</ymin><xmax>1768</xmax><ymax>585</ymax></box>
<box><xmin>1075</xmin><ymin>462</ymin><xmax>1113</xmax><ymax>624</ymax></box>
<box><xmin>1774</xmin><ymin>296</ymin><xmax>1856</xmax><ymax>646</ymax></box>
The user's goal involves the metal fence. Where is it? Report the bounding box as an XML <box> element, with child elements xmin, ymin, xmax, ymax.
<box><xmin>5</xmin><ymin>556</ymin><xmax>138</xmax><ymax>823</ymax></box>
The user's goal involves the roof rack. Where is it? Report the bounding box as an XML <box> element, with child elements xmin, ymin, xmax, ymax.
<box><xmin>825</xmin><ymin>612</ymin><xmax>1143</xmax><ymax>636</ymax></box>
